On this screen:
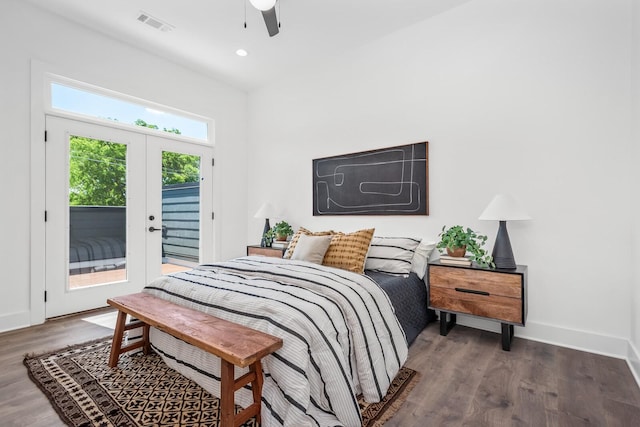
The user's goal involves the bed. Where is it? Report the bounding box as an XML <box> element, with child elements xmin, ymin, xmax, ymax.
<box><xmin>141</xmin><ymin>232</ymin><xmax>436</xmax><ymax>427</ymax></box>
<box><xmin>366</xmin><ymin>270</ymin><xmax>436</xmax><ymax>345</ymax></box>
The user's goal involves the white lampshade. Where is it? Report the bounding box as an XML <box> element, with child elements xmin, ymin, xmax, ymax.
<box><xmin>254</xmin><ymin>202</ymin><xmax>278</xmax><ymax>219</ymax></box>
<box><xmin>479</xmin><ymin>194</ymin><xmax>531</xmax><ymax>221</ymax></box>
<box><xmin>249</xmin><ymin>0</ymin><xmax>277</xmax><ymax>11</ymax></box>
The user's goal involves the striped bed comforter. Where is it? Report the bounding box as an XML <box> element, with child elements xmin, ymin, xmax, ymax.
<box><xmin>142</xmin><ymin>256</ymin><xmax>408</xmax><ymax>427</ymax></box>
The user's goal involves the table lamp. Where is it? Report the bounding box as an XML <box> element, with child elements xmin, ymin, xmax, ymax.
<box><xmin>254</xmin><ymin>202</ymin><xmax>278</xmax><ymax>247</ymax></box>
<box><xmin>479</xmin><ymin>194</ymin><xmax>531</xmax><ymax>269</ymax></box>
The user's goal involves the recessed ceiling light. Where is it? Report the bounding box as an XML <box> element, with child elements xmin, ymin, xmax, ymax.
<box><xmin>236</xmin><ymin>49</ymin><xmax>248</xmax><ymax>57</ymax></box>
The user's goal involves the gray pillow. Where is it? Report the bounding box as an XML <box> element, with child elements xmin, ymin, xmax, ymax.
<box><xmin>290</xmin><ymin>234</ymin><xmax>333</xmax><ymax>264</ymax></box>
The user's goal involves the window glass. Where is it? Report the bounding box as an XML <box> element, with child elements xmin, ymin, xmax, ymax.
<box><xmin>51</xmin><ymin>83</ymin><xmax>209</xmax><ymax>141</ymax></box>
<box><xmin>68</xmin><ymin>135</ymin><xmax>128</xmax><ymax>287</ymax></box>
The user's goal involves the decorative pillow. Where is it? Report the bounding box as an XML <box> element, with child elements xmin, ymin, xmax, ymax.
<box><xmin>290</xmin><ymin>234</ymin><xmax>333</xmax><ymax>264</ymax></box>
<box><xmin>284</xmin><ymin>227</ymin><xmax>335</xmax><ymax>259</ymax></box>
<box><xmin>410</xmin><ymin>239</ymin><xmax>437</xmax><ymax>279</ymax></box>
<box><xmin>364</xmin><ymin>236</ymin><xmax>422</xmax><ymax>276</ymax></box>
<box><xmin>322</xmin><ymin>228</ymin><xmax>375</xmax><ymax>274</ymax></box>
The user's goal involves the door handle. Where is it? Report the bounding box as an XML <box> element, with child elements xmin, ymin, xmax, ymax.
<box><xmin>148</xmin><ymin>227</ymin><xmax>162</xmax><ymax>232</ymax></box>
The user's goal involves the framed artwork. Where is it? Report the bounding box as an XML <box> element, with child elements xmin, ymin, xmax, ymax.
<box><xmin>313</xmin><ymin>142</ymin><xmax>428</xmax><ymax>216</ymax></box>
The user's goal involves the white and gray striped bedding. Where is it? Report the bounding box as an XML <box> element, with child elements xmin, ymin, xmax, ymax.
<box><xmin>142</xmin><ymin>256</ymin><xmax>408</xmax><ymax>427</ymax></box>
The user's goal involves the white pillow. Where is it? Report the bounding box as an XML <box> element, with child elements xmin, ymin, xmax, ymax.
<box><xmin>365</xmin><ymin>236</ymin><xmax>421</xmax><ymax>276</ymax></box>
<box><xmin>410</xmin><ymin>239</ymin><xmax>437</xmax><ymax>279</ymax></box>
<box><xmin>290</xmin><ymin>234</ymin><xmax>333</xmax><ymax>264</ymax></box>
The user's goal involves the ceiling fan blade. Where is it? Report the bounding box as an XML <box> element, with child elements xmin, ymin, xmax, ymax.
<box><xmin>261</xmin><ymin>7</ymin><xmax>279</xmax><ymax>37</ymax></box>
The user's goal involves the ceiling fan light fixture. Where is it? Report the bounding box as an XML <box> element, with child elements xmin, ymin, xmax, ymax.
<box><xmin>249</xmin><ymin>0</ymin><xmax>277</xmax><ymax>12</ymax></box>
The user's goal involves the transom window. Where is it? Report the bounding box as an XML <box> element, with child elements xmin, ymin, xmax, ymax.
<box><xmin>50</xmin><ymin>81</ymin><xmax>210</xmax><ymax>142</ymax></box>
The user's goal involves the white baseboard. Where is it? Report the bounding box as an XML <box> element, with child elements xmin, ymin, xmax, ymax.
<box><xmin>0</xmin><ymin>310</ymin><xmax>32</xmax><ymax>334</ymax></box>
<box><xmin>517</xmin><ymin>320</ymin><xmax>629</xmax><ymax>359</ymax></box>
<box><xmin>456</xmin><ymin>317</ymin><xmax>628</xmax><ymax>358</ymax></box>
<box><xmin>628</xmin><ymin>341</ymin><xmax>640</xmax><ymax>388</ymax></box>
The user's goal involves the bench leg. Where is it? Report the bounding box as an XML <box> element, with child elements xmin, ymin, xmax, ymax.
<box><xmin>220</xmin><ymin>360</ymin><xmax>235</xmax><ymax>427</ymax></box>
<box><xmin>219</xmin><ymin>360</ymin><xmax>263</xmax><ymax>427</ymax></box>
<box><xmin>109</xmin><ymin>311</ymin><xmax>152</xmax><ymax>368</ymax></box>
<box><xmin>108</xmin><ymin>310</ymin><xmax>128</xmax><ymax>368</ymax></box>
<box><xmin>143</xmin><ymin>324</ymin><xmax>151</xmax><ymax>355</ymax></box>
<box><xmin>250</xmin><ymin>361</ymin><xmax>263</xmax><ymax>425</ymax></box>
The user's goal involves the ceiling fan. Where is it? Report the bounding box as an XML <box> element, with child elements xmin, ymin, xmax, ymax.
<box><xmin>249</xmin><ymin>0</ymin><xmax>280</xmax><ymax>37</ymax></box>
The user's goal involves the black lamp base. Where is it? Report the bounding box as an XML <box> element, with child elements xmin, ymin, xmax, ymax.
<box><xmin>492</xmin><ymin>220</ymin><xmax>516</xmax><ymax>269</ymax></box>
<box><xmin>260</xmin><ymin>218</ymin><xmax>271</xmax><ymax>247</ymax></box>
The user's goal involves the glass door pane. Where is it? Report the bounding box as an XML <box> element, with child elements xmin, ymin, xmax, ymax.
<box><xmin>160</xmin><ymin>151</ymin><xmax>201</xmax><ymax>275</ymax></box>
<box><xmin>68</xmin><ymin>136</ymin><xmax>128</xmax><ymax>288</ymax></box>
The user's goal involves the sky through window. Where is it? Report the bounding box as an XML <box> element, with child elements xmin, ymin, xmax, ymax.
<box><xmin>51</xmin><ymin>83</ymin><xmax>209</xmax><ymax>141</ymax></box>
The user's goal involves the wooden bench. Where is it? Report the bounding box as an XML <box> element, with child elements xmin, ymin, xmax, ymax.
<box><xmin>107</xmin><ymin>292</ymin><xmax>283</xmax><ymax>427</ymax></box>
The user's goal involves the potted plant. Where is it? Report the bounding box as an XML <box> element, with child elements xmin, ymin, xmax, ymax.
<box><xmin>272</xmin><ymin>221</ymin><xmax>294</xmax><ymax>241</ymax></box>
<box><xmin>437</xmin><ymin>225</ymin><xmax>495</xmax><ymax>268</ymax></box>
<box><xmin>262</xmin><ymin>228</ymin><xmax>275</xmax><ymax>247</ymax></box>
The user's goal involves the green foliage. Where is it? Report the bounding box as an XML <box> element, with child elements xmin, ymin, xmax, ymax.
<box><xmin>134</xmin><ymin>119</ymin><xmax>182</xmax><ymax>135</ymax></box>
<box><xmin>162</xmin><ymin>152</ymin><xmax>200</xmax><ymax>185</ymax></box>
<box><xmin>134</xmin><ymin>119</ymin><xmax>197</xmax><ymax>185</ymax></box>
<box><xmin>69</xmin><ymin>137</ymin><xmax>127</xmax><ymax>206</ymax></box>
<box><xmin>437</xmin><ymin>225</ymin><xmax>495</xmax><ymax>268</ymax></box>
<box><xmin>272</xmin><ymin>221</ymin><xmax>294</xmax><ymax>239</ymax></box>
<box><xmin>263</xmin><ymin>228</ymin><xmax>275</xmax><ymax>245</ymax></box>
<box><xmin>68</xmin><ymin>121</ymin><xmax>199</xmax><ymax>207</ymax></box>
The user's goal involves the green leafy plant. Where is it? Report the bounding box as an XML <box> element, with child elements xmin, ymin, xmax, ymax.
<box><xmin>437</xmin><ymin>225</ymin><xmax>495</xmax><ymax>268</ymax></box>
<box><xmin>263</xmin><ymin>228</ymin><xmax>275</xmax><ymax>246</ymax></box>
<box><xmin>272</xmin><ymin>221</ymin><xmax>294</xmax><ymax>240</ymax></box>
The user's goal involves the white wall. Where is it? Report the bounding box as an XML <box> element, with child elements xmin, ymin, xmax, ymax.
<box><xmin>0</xmin><ymin>0</ymin><xmax>248</xmax><ymax>332</ymax></box>
<box><xmin>248</xmin><ymin>0</ymin><xmax>634</xmax><ymax>356</ymax></box>
<box><xmin>630</xmin><ymin>0</ymin><xmax>640</xmax><ymax>381</ymax></box>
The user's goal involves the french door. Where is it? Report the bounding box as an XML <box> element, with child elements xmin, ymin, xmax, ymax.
<box><xmin>145</xmin><ymin>134</ymin><xmax>214</xmax><ymax>281</ymax></box>
<box><xmin>45</xmin><ymin>116</ymin><xmax>213</xmax><ymax>318</ymax></box>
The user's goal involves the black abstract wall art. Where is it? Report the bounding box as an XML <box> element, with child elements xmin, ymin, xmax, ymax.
<box><xmin>313</xmin><ymin>142</ymin><xmax>428</xmax><ymax>216</ymax></box>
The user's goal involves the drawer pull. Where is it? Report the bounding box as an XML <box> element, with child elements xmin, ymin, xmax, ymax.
<box><xmin>455</xmin><ymin>287</ymin><xmax>490</xmax><ymax>296</ymax></box>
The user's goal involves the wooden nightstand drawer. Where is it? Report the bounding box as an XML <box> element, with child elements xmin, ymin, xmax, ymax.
<box><xmin>429</xmin><ymin>265</ymin><xmax>521</xmax><ymax>299</ymax></box>
<box><xmin>247</xmin><ymin>245</ymin><xmax>286</xmax><ymax>258</ymax></box>
<box><xmin>429</xmin><ymin>286</ymin><xmax>522</xmax><ymax>324</ymax></box>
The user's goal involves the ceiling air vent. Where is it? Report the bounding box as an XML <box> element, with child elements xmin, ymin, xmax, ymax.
<box><xmin>137</xmin><ymin>11</ymin><xmax>174</xmax><ymax>32</ymax></box>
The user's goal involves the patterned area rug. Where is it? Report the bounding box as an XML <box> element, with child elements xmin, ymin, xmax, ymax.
<box><xmin>24</xmin><ymin>338</ymin><xmax>418</xmax><ymax>427</ymax></box>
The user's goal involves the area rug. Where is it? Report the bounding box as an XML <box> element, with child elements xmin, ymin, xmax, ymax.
<box><xmin>24</xmin><ymin>338</ymin><xmax>418</xmax><ymax>427</ymax></box>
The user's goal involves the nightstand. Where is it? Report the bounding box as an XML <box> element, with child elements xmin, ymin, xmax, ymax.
<box><xmin>427</xmin><ymin>260</ymin><xmax>527</xmax><ymax>351</ymax></box>
<box><xmin>246</xmin><ymin>245</ymin><xmax>286</xmax><ymax>258</ymax></box>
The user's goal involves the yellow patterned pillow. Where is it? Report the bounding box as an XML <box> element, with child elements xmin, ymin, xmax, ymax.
<box><xmin>284</xmin><ymin>227</ymin><xmax>335</xmax><ymax>259</ymax></box>
<box><xmin>322</xmin><ymin>228</ymin><xmax>375</xmax><ymax>274</ymax></box>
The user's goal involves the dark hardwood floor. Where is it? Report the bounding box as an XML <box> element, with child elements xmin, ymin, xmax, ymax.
<box><xmin>1</xmin><ymin>309</ymin><xmax>639</xmax><ymax>426</ymax></box>
<box><xmin>387</xmin><ymin>325</ymin><xmax>640</xmax><ymax>426</ymax></box>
